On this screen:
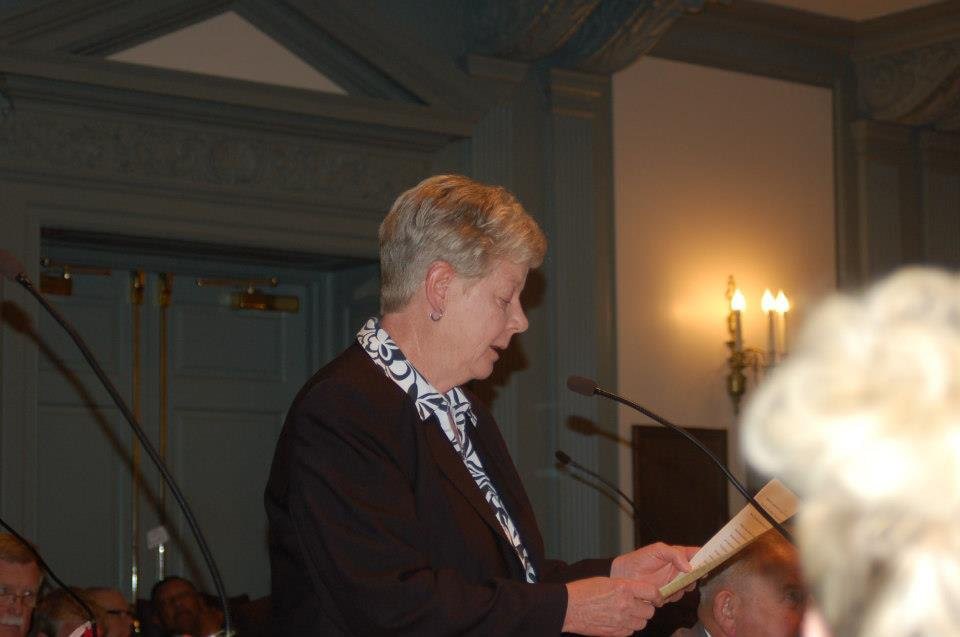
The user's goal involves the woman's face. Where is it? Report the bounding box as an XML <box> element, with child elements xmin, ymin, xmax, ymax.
<box><xmin>441</xmin><ymin>258</ymin><xmax>530</xmax><ymax>387</ymax></box>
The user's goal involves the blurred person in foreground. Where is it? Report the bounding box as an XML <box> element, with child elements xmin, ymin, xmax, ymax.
<box><xmin>266</xmin><ymin>174</ymin><xmax>696</xmax><ymax>636</ymax></box>
<box><xmin>29</xmin><ymin>588</ymin><xmax>103</xmax><ymax>637</ymax></box>
<box><xmin>672</xmin><ymin>529</ymin><xmax>805</xmax><ymax>637</ymax></box>
<box><xmin>0</xmin><ymin>534</ymin><xmax>42</xmax><ymax>637</ymax></box>
<box><xmin>83</xmin><ymin>590</ymin><xmax>132</xmax><ymax>637</ymax></box>
<box><xmin>742</xmin><ymin>267</ymin><xmax>960</xmax><ymax>637</ymax></box>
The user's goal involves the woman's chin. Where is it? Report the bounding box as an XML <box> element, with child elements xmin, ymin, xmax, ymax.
<box><xmin>470</xmin><ymin>363</ymin><xmax>496</xmax><ymax>382</ymax></box>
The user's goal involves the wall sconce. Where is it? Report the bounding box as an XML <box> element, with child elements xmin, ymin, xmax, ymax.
<box><xmin>726</xmin><ymin>275</ymin><xmax>790</xmax><ymax>414</ymax></box>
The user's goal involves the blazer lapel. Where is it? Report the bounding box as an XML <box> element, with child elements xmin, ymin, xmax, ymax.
<box><xmin>469</xmin><ymin>408</ymin><xmax>545</xmax><ymax>566</ymax></box>
<box><xmin>423</xmin><ymin>416</ymin><xmax>509</xmax><ymax>545</ymax></box>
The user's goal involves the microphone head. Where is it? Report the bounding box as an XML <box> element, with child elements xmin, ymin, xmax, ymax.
<box><xmin>566</xmin><ymin>375</ymin><xmax>597</xmax><ymax>397</ymax></box>
<box><xmin>554</xmin><ymin>450</ymin><xmax>572</xmax><ymax>465</ymax></box>
<box><xmin>0</xmin><ymin>250</ymin><xmax>25</xmax><ymax>281</ymax></box>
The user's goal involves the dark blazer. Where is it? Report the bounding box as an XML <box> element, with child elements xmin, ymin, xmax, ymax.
<box><xmin>265</xmin><ymin>343</ymin><xmax>610</xmax><ymax>636</ymax></box>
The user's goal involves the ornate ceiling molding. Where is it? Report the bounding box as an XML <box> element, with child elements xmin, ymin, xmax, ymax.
<box><xmin>467</xmin><ymin>0</ymin><xmax>599</xmax><ymax>62</ymax></box>
<box><xmin>0</xmin><ymin>83</ymin><xmax>433</xmax><ymax>210</ymax></box>
<box><xmin>857</xmin><ymin>40</ymin><xmax>960</xmax><ymax>132</ymax></box>
<box><xmin>852</xmin><ymin>2</ymin><xmax>960</xmax><ymax>132</ymax></box>
<box><xmin>561</xmin><ymin>0</ymin><xmax>710</xmax><ymax>73</ymax></box>
<box><xmin>466</xmin><ymin>0</ymin><xmax>715</xmax><ymax>75</ymax></box>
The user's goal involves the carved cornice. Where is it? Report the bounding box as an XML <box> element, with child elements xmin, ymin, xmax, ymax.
<box><xmin>853</xmin><ymin>0</ymin><xmax>960</xmax><ymax>58</ymax></box>
<box><xmin>558</xmin><ymin>0</ymin><xmax>710</xmax><ymax>74</ymax></box>
<box><xmin>651</xmin><ymin>0</ymin><xmax>853</xmax><ymax>87</ymax></box>
<box><xmin>857</xmin><ymin>41</ymin><xmax>960</xmax><ymax>132</ymax></box>
<box><xmin>851</xmin><ymin>2</ymin><xmax>960</xmax><ymax>132</ymax></box>
<box><xmin>0</xmin><ymin>106</ymin><xmax>432</xmax><ymax>209</ymax></box>
<box><xmin>0</xmin><ymin>0</ymin><xmax>232</xmax><ymax>54</ymax></box>
<box><xmin>466</xmin><ymin>1</ymin><xmax>599</xmax><ymax>62</ymax></box>
<box><xmin>465</xmin><ymin>0</ymin><xmax>713</xmax><ymax>75</ymax></box>
<box><xmin>0</xmin><ymin>47</ymin><xmax>475</xmax><ymax>140</ymax></box>
<box><xmin>0</xmin><ymin>0</ymin><xmax>491</xmax><ymax>113</ymax></box>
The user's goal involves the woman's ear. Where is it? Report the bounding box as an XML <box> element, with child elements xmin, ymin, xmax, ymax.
<box><xmin>424</xmin><ymin>260</ymin><xmax>455</xmax><ymax>319</ymax></box>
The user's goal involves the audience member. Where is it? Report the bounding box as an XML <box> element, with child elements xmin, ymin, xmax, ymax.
<box><xmin>151</xmin><ymin>577</ymin><xmax>224</xmax><ymax>637</ymax></box>
<box><xmin>0</xmin><ymin>534</ymin><xmax>42</xmax><ymax>637</ymax></box>
<box><xmin>742</xmin><ymin>267</ymin><xmax>960</xmax><ymax>637</ymax></box>
<box><xmin>672</xmin><ymin>529</ymin><xmax>804</xmax><ymax>637</ymax></box>
<box><xmin>84</xmin><ymin>589</ymin><xmax>132</xmax><ymax>637</ymax></box>
<box><xmin>29</xmin><ymin>588</ymin><xmax>103</xmax><ymax>637</ymax></box>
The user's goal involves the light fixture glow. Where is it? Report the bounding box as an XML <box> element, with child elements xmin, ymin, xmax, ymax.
<box><xmin>775</xmin><ymin>290</ymin><xmax>790</xmax><ymax>313</ymax></box>
<box><xmin>731</xmin><ymin>289</ymin><xmax>746</xmax><ymax>312</ymax></box>
<box><xmin>761</xmin><ymin>289</ymin><xmax>775</xmax><ymax>314</ymax></box>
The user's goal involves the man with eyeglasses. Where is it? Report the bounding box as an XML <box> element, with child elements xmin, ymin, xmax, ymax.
<box><xmin>85</xmin><ymin>589</ymin><xmax>133</xmax><ymax>637</ymax></box>
<box><xmin>0</xmin><ymin>533</ymin><xmax>41</xmax><ymax>637</ymax></box>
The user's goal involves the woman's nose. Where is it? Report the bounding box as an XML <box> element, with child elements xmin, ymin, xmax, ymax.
<box><xmin>511</xmin><ymin>302</ymin><xmax>529</xmax><ymax>333</ymax></box>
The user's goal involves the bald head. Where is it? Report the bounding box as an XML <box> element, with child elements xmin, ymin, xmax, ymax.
<box><xmin>698</xmin><ymin>530</ymin><xmax>805</xmax><ymax>637</ymax></box>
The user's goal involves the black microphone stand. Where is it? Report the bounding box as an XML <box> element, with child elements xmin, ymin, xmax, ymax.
<box><xmin>567</xmin><ymin>376</ymin><xmax>793</xmax><ymax>545</ymax></box>
<box><xmin>555</xmin><ymin>450</ymin><xmax>659</xmax><ymax>543</ymax></box>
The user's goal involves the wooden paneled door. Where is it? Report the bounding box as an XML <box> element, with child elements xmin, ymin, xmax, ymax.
<box><xmin>33</xmin><ymin>243</ymin><xmax>378</xmax><ymax>600</ymax></box>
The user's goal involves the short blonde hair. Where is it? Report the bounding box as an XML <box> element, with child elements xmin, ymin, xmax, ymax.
<box><xmin>378</xmin><ymin>174</ymin><xmax>547</xmax><ymax>313</ymax></box>
<box><xmin>742</xmin><ymin>267</ymin><xmax>960</xmax><ymax>637</ymax></box>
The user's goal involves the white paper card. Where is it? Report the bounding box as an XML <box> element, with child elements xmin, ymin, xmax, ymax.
<box><xmin>659</xmin><ymin>478</ymin><xmax>799</xmax><ymax>598</ymax></box>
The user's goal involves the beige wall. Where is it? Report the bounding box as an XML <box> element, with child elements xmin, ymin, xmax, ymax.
<box><xmin>612</xmin><ymin>57</ymin><xmax>835</xmax><ymax>550</ymax></box>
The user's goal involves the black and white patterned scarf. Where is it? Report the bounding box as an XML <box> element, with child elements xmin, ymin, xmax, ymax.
<box><xmin>358</xmin><ymin>317</ymin><xmax>538</xmax><ymax>583</ymax></box>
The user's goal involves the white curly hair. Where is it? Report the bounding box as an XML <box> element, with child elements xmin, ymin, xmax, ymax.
<box><xmin>742</xmin><ymin>267</ymin><xmax>960</xmax><ymax>637</ymax></box>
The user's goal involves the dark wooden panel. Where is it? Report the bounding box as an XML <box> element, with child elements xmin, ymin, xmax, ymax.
<box><xmin>631</xmin><ymin>425</ymin><xmax>728</xmax><ymax>547</ymax></box>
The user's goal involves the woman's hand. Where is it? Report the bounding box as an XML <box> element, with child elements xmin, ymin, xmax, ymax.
<box><xmin>563</xmin><ymin>577</ymin><xmax>662</xmax><ymax>636</ymax></box>
<box><xmin>610</xmin><ymin>542</ymin><xmax>699</xmax><ymax>602</ymax></box>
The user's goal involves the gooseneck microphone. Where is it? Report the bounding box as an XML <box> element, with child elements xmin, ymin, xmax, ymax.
<box><xmin>555</xmin><ymin>450</ymin><xmax>658</xmax><ymax>541</ymax></box>
<box><xmin>1</xmin><ymin>250</ymin><xmax>232</xmax><ymax>634</ymax></box>
<box><xmin>566</xmin><ymin>375</ymin><xmax>793</xmax><ymax>544</ymax></box>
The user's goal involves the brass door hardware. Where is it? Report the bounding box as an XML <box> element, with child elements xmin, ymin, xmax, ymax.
<box><xmin>195</xmin><ymin>276</ymin><xmax>299</xmax><ymax>313</ymax></box>
<box><xmin>39</xmin><ymin>257</ymin><xmax>112</xmax><ymax>296</ymax></box>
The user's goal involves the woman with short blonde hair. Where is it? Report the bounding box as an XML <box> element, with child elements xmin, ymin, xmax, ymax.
<box><xmin>267</xmin><ymin>174</ymin><xmax>695</xmax><ymax>636</ymax></box>
<box><xmin>378</xmin><ymin>174</ymin><xmax>547</xmax><ymax>313</ymax></box>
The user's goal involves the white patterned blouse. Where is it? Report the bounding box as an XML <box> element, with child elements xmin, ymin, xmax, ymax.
<box><xmin>357</xmin><ymin>316</ymin><xmax>538</xmax><ymax>583</ymax></box>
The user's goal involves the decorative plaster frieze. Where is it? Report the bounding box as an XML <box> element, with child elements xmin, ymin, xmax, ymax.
<box><xmin>0</xmin><ymin>108</ymin><xmax>431</xmax><ymax>207</ymax></box>
<box><xmin>466</xmin><ymin>0</ymin><xmax>711</xmax><ymax>74</ymax></box>
<box><xmin>857</xmin><ymin>41</ymin><xmax>960</xmax><ymax>132</ymax></box>
<box><xmin>467</xmin><ymin>1</ymin><xmax>600</xmax><ymax>62</ymax></box>
<box><xmin>563</xmin><ymin>0</ymin><xmax>710</xmax><ymax>74</ymax></box>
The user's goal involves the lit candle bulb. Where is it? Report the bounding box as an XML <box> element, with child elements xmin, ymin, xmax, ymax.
<box><xmin>761</xmin><ymin>289</ymin><xmax>776</xmax><ymax>363</ymax></box>
<box><xmin>775</xmin><ymin>290</ymin><xmax>790</xmax><ymax>358</ymax></box>
<box><xmin>731</xmin><ymin>289</ymin><xmax>745</xmax><ymax>352</ymax></box>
